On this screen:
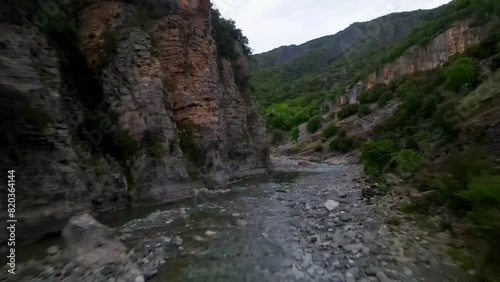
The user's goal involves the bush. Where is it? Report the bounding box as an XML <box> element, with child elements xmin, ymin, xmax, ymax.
<box><xmin>307</xmin><ymin>116</ymin><xmax>322</xmax><ymax>133</ymax></box>
<box><xmin>445</xmin><ymin>57</ymin><xmax>480</xmax><ymax>92</ymax></box>
<box><xmin>337</xmin><ymin>104</ymin><xmax>360</xmax><ymax>120</ymax></box>
<box><xmin>323</xmin><ymin>124</ymin><xmax>338</xmax><ymax>138</ymax></box>
<box><xmin>290</xmin><ymin>127</ymin><xmax>299</xmax><ymax>143</ymax></box>
<box><xmin>359</xmin><ymin>83</ymin><xmax>388</xmax><ymax>104</ymax></box>
<box><xmin>178</xmin><ymin>122</ymin><xmax>203</xmax><ymax>166</ymax></box>
<box><xmin>330</xmin><ymin>137</ymin><xmax>354</xmax><ymax>153</ymax></box>
<box><xmin>361</xmin><ymin>139</ymin><xmax>398</xmax><ymax>176</ymax></box>
<box><xmin>393</xmin><ymin>149</ymin><xmax>422</xmax><ymax>177</ymax></box>
<box><xmin>437</xmin><ymin>149</ymin><xmax>494</xmax><ymax>210</ymax></box>
<box><xmin>112</xmin><ymin>130</ymin><xmax>139</xmax><ymax>161</ymax></box>
<box><xmin>338</xmin><ymin>128</ymin><xmax>347</xmax><ymax>137</ymax></box>
<box><xmin>431</xmin><ymin>102</ymin><xmax>462</xmax><ymax>142</ymax></box>
<box><xmin>377</xmin><ymin>91</ymin><xmax>393</xmax><ymax>108</ymax></box>
<box><xmin>314</xmin><ymin>145</ymin><xmax>323</xmax><ymax>152</ymax></box>
<box><xmin>358</xmin><ymin>105</ymin><xmax>371</xmax><ymax>117</ymax></box>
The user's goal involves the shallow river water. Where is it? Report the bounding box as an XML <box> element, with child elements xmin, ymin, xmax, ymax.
<box><xmin>11</xmin><ymin>161</ymin><xmax>468</xmax><ymax>282</ymax></box>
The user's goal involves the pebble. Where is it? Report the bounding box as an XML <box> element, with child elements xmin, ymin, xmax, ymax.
<box><xmin>324</xmin><ymin>200</ymin><xmax>340</xmax><ymax>211</ymax></box>
<box><xmin>236</xmin><ymin>219</ymin><xmax>248</xmax><ymax>227</ymax></box>
<box><xmin>46</xmin><ymin>246</ymin><xmax>60</xmax><ymax>256</ymax></box>
<box><xmin>205</xmin><ymin>231</ymin><xmax>217</xmax><ymax>237</ymax></box>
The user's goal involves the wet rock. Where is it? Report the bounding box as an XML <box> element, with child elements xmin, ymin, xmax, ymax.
<box><xmin>340</xmin><ymin>215</ymin><xmax>353</xmax><ymax>222</ymax></box>
<box><xmin>236</xmin><ymin>219</ymin><xmax>248</xmax><ymax>227</ymax></box>
<box><xmin>362</xmin><ymin>232</ymin><xmax>376</xmax><ymax>244</ymax></box>
<box><xmin>135</xmin><ymin>275</ymin><xmax>145</xmax><ymax>282</ymax></box>
<box><xmin>62</xmin><ymin>214</ymin><xmax>128</xmax><ymax>267</ymax></box>
<box><xmin>311</xmin><ymin>236</ymin><xmax>318</xmax><ymax>243</ymax></box>
<box><xmin>46</xmin><ymin>245</ymin><xmax>60</xmax><ymax>256</ymax></box>
<box><xmin>193</xmin><ymin>236</ymin><xmax>207</xmax><ymax>242</ymax></box>
<box><xmin>232</xmin><ymin>213</ymin><xmax>241</xmax><ymax>217</ymax></box>
<box><xmin>205</xmin><ymin>231</ymin><xmax>217</xmax><ymax>237</ymax></box>
<box><xmin>324</xmin><ymin>200</ymin><xmax>340</xmax><ymax>211</ymax></box>
<box><xmin>344</xmin><ymin>244</ymin><xmax>364</xmax><ymax>253</ymax></box>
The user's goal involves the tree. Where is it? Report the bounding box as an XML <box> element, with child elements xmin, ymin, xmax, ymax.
<box><xmin>323</xmin><ymin>124</ymin><xmax>338</xmax><ymax>138</ymax></box>
<box><xmin>358</xmin><ymin>105</ymin><xmax>371</xmax><ymax>117</ymax></box>
<box><xmin>445</xmin><ymin>57</ymin><xmax>480</xmax><ymax>92</ymax></box>
<box><xmin>307</xmin><ymin>116</ymin><xmax>321</xmax><ymax>133</ymax></box>
<box><xmin>337</xmin><ymin>104</ymin><xmax>360</xmax><ymax>120</ymax></box>
<box><xmin>330</xmin><ymin>137</ymin><xmax>354</xmax><ymax>153</ymax></box>
<box><xmin>361</xmin><ymin>140</ymin><xmax>398</xmax><ymax>176</ymax></box>
<box><xmin>393</xmin><ymin>149</ymin><xmax>422</xmax><ymax>176</ymax></box>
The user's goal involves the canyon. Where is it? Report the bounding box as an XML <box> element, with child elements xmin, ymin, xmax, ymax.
<box><xmin>0</xmin><ymin>0</ymin><xmax>269</xmax><ymax>247</ymax></box>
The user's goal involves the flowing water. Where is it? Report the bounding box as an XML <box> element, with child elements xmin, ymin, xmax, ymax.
<box><xmin>9</xmin><ymin>163</ymin><xmax>468</xmax><ymax>282</ymax></box>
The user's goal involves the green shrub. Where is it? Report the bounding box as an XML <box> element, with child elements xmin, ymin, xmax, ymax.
<box><xmin>377</xmin><ymin>91</ymin><xmax>393</xmax><ymax>108</ymax></box>
<box><xmin>445</xmin><ymin>57</ymin><xmax>480</xmax><ymax>92</ymax></box>
<box><xmin>211</xmin><ymin>8</ymin><xmax>251</xmax><ymax>59</ymax></box>
<box><xmin>361</xmin><ymin>139</ymin><xmax>398</xmax><ymax>176</ymax></box>
<box><xmin>24</xmin><ymin>105</ymin><xmax>51</xmax><ymax>131</ymax></box>
<box><xmin>178</xmin><ymin>122</ymin><xmax>203</xmax><ymax>165</ymax></box>
<box><xmin>113</xmin><ymin>130</ymin><xmax>139</xmax><ymax>161</ymax></box>
<box><xmin>338</xmin><ymin>128</ymin><xmax>347</xmax><ymax>137</ymax></box>
<box><xmin>307</xmin><ymin>116</ymin><xmax>322</xmax><ymax>133</ymax></box>
<box><xmin>323</xmin><ymin>124</ymin><xmax>338</xmax><ymax>138</ymax></box>
<box><xmin>420</xmin><ymin>95</ymin><xmax>439</xmax><ymax>118</ymax></box>
<box><xmin>329</xmin><ymin>137</ymin><xmax>354</xmax><ymax>153</ymax></box>
<box><xmin>393</xmin><ymin>149</ymin><xmax>422</xmax><ymax>176</ymax></box>
<box><xmin>143</xmin><ymin>129</ymin><xmax>165</xmax><ymax>159</ymax></box>
<box><xmin>358</xmin><ymin>105</ymin><xmax>371</xmax><ymax>117</ymax></box>
<box><xmin>290</xmin><ymin>127</ymin><xmax>299</xmax><ymax>143</ymax></box>
<box><xmin>359</xmin><ymin>83</ymin><xmax>388</xmax><ymax>104</ymax></box>
<box><xmin>431</xmin><ymin>102</ymin><xmax>462</xmax><ymax>142</ymax></box>
<box><xmin>437</xmin><ymin>149</ymin><xmax>494</xmax><ymax>211</ymax></box>
<box><xmin>337</xmin><ymin>104</ymin><xmax>360</xmax><ymax>120</ymax></box>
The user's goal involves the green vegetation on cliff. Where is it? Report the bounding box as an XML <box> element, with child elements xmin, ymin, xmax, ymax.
<box><xmin>251</xmin><ymin>0</ymin><xmax>500</xmax><ymax>138</ymax></box>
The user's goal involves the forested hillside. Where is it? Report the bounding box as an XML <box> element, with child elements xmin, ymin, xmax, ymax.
<box><xmin>251</xmin><ymin>0</ymin><xmax>499</xmax><ymax>136</ymax></box>
<box><xmin>255</xmin><ymin>0</ymin><xmax>500</xmax><ymax>280</ymax></box>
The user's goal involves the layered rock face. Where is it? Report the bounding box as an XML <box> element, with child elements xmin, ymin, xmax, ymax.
<box><xmin>0</xmin><ymin>0</ymin><xmax>269</xmax><ymax>246</ymax></box>
<box><xmin>367</xmin><ymin>21</ymin><xmax>488</xmax><ymax>88</ymax></box>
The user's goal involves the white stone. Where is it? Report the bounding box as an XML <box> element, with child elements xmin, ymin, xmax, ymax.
<box><xmin>46</xmin><ymin>245</ymin><xmax>60</xmax><ymax>255</ymax></box>
<box><xmin>324</xmin><ymin>200</ymin><xmax>340</xmax><ymax>211</ymax></box>
<box><xmin>205</xmin><ymin>231</ymin><xmax>217</xmax><ymax>237</ymax></box>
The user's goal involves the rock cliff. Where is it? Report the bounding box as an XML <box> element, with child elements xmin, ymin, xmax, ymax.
<box><xmin>0</xmin><ymin>0</ymin><xmax>269</xmax><ymax>246</ymax></box>
<box><xmin>367</xmin><ymin>21</ymin><xmax>488</xmax><ymax>88</ymax></box>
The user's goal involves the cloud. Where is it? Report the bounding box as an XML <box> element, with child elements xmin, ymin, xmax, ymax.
<box><xmin>216</xmin><ymin>0</ymin><xmax>453</xmax><ymax>53</ymax></box>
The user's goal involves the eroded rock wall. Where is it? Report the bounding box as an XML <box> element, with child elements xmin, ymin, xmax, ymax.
<box><xmin>0</xmin><ymin>0</ymin><xmax>269</xmax><ymax>246</ymax></box>
<box><xmin>367</xmin><ymin>21</ymin><xmax>488</xmax><ymax>88</ymax></box>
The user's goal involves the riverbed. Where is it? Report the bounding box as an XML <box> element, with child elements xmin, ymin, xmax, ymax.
<box><xmin>6</xmin><ymin>159</ymin><xmax>468</xmax><ymax>282</ymax></box>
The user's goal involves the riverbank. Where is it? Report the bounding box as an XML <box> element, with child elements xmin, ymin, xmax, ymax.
<box><xmin>2</xmin><ymin>158</ymin><xmax>468</xmax><ymax>281</ymax></box>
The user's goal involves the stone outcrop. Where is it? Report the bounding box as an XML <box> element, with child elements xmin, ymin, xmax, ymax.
<box><xmin>0</xmin><ymin>0</ymin><xmax>269</xmax><ymax>246</ymax></box>
<box><xmin>62</xmin><ymin>214</ymin><xmax>129</xmax><ymax>267</ymax></box>
<box><xmin>367</xmin><ymin>21</ymin><xmax>488</xmax><ymax>88</ymax></box>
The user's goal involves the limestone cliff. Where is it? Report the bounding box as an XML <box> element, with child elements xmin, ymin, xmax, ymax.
<box><xmin>0</xmin><ymin>0</ymin><xmax>269</xmax><ymax>246</ymax></box>
<box><xmin>367</xmin><ymin>21</ymin><xmax>488</xmax><ymax>88</ymax></box>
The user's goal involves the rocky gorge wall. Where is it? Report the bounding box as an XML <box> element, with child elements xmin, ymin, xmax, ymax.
<box><xmin>367</xmin><ymin>21</ymin><xmax>488</xmax><ymax>88</ymax></box>
<box><xmin>329</xmin><ymin>20</ymin><xmax>489</xmax><ymax>113</ymax></box>
<box><xmin>0</xmin><ymin>0</ymin><xmax>269</xmax><ymax>247</ymax></box>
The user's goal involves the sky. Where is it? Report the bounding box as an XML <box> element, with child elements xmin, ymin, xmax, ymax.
<box><xmin>213</xmin><ymin>0</ymin><xmax>453</xmax><ymax>54</ymax></box>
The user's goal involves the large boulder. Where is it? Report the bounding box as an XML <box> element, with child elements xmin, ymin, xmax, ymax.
<box><xmin>62</xmin><ymin>214</ymin><xmax>128</xmax><ymax>267</ymax></box>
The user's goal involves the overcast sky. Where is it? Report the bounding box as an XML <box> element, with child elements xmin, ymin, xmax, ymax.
<box><xmin>213</xmin><ymin>0</ymin><xmax>452</xmax><ymax>54</ymax></box>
